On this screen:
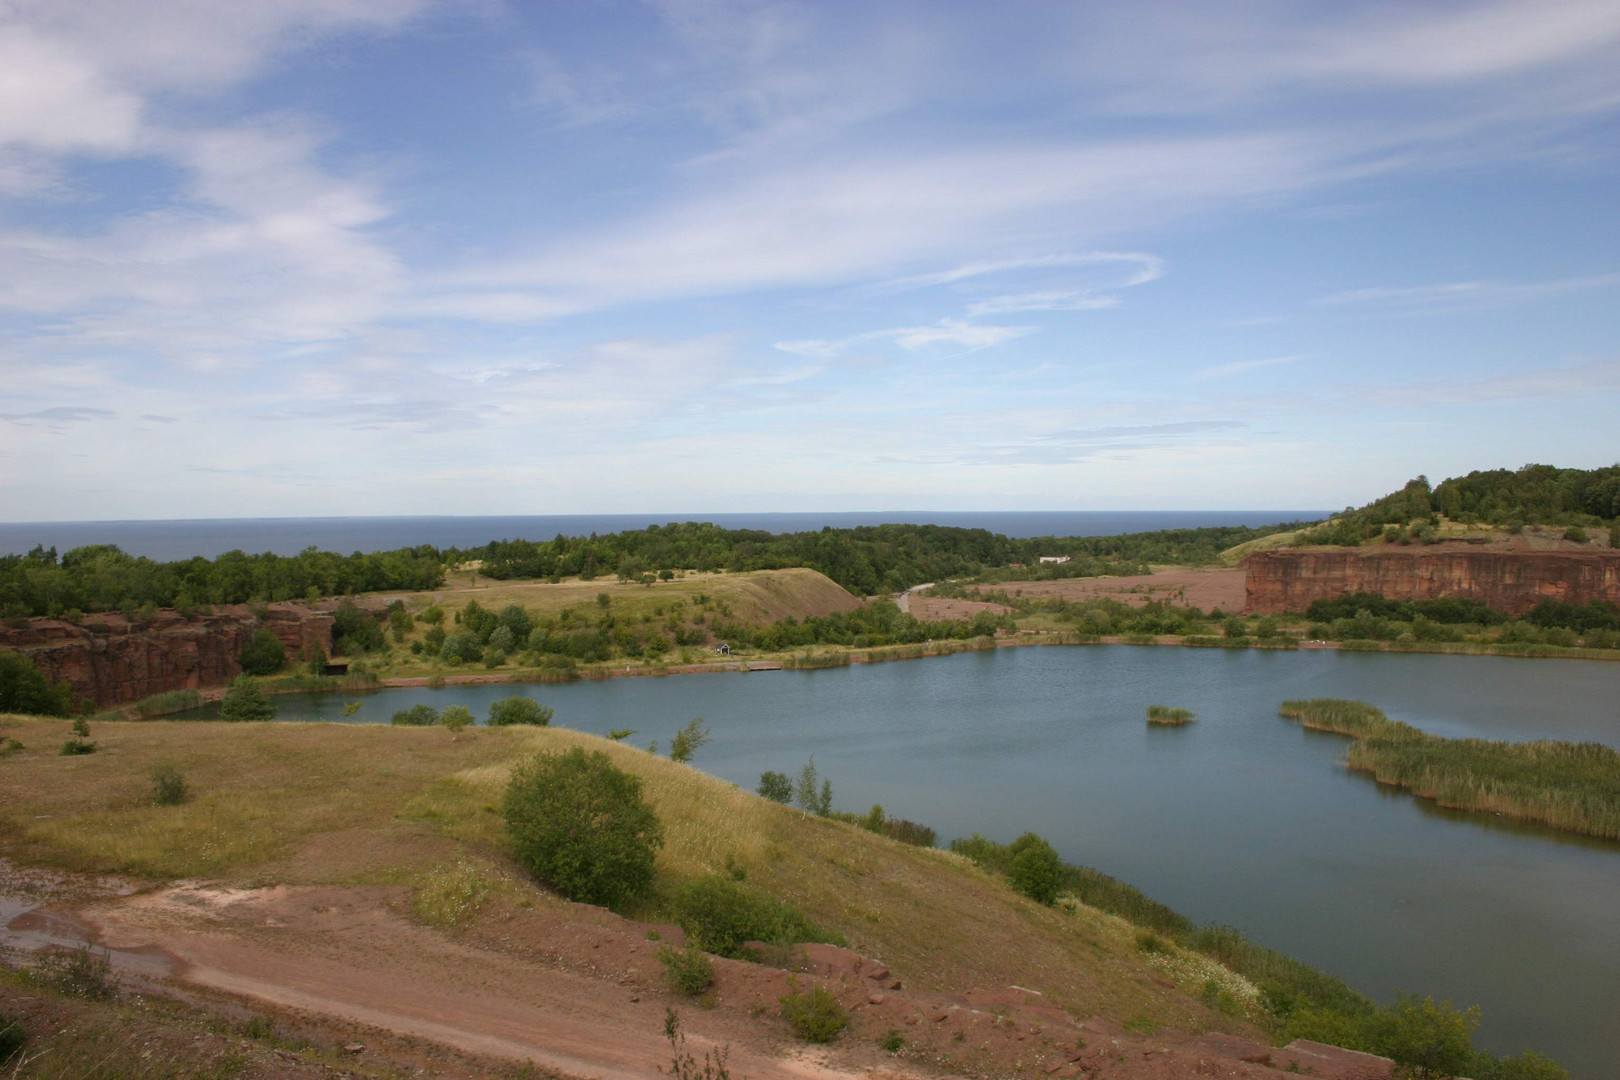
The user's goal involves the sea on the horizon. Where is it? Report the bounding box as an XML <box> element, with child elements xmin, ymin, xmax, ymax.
<box><xmin>0</xmin><ymin>511</ymin><xmax>1331</xmax><ymax>562</ymax></box>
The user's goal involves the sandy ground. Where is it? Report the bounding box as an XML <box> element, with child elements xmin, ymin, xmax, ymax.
<box><xmin>1</xmin><ymin>862</ymin><xmax>1393</xmax><ymax>1080</ymax></box>
<box><xmin>908</xmin><ymin>568</ymin><xmax>1248</xmax><ymax>619</ymax></box>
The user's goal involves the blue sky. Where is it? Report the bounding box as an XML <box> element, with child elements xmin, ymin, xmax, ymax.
<box><xmin>1</xmin><ymin>0</ymin><xmax>1618</xmax><ymax>520</ymax></box>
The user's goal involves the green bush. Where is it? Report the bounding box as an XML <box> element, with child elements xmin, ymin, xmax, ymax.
<box><xmin>218</xmin><ymin>676</ymin><xmax>276</xmax><ymax>722</ymax></box>
<box><xmin>151</xmin><ymin>764</ymin><xmax>188</xmax><ymax>805</ymax></box>
<box><xmin>502</xmin><ymin>747</ymin><xmax>664</xmax><ymax>908</ymax></box>
<box><xmin>488</xmin><ymin>696</ymin><xmax>553</xmax><ymax>727</ymax></box>
<box><xmin>238</xmin><ymin>628</ymin><xmax>287</xmax><ymax>675</ymax></box>
<box><xmin>1006</xmin><ymin>832</ymin><xmax>1063</xmax><ymax>905</ymax></box>
<box><xmin>439</xmin><ymin>705</ymin><xmax>473</xmax><ymax>733</ymax></box>
<box><xmin>656</xmin><ymin>944</ymin><xmax>715</xmax><ymax>996</ymax></box>
<box><xmin>391</xmin><ymin>703</ymin><xmax>439</xmax><ymax>726</ymax></box>
<box><xmin>332</xmin><ymin>601</ymin><xmax>386</xmax><ymax>655</ymax></box>
<box><xmin>670</xmin><ymin>875</ymin><xmax>841</xmax><ymax>959</ymax></box>
<box><xmin>0</xmin><ymin>1010</ymin><xmax>22</xmax><ymax>1064</ymax></box>
<box><xmin>1369</xmin><ymin>993</ymin><xmax>1478</xmax><ymax>1079</ymax></box>
<box><xmin>757</xmin><ymin>771</ymin><xmax>793</xmax><ymax>803</ymax></box>
<box><xmin>1471</xmin><ymin>1050</ymin><xmax>1570</xmax><ymax>1080</ymax></box>
<box><xmin>0</xmin><ymin>649</ymin><xmax>74</xmax><ymax>716</ymax></box>
<box><xmin>780</xmin><ymin>984</ymin><xmax>848</xmax><ymax>1043</ymax></box>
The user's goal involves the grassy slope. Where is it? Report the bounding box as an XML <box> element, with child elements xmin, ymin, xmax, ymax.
<box><xmin>416</xmin><ymin>567</ymin><xmax>860</xmax><ymax>626</ymax></box>
<box><xmin>0</xmin><ymin>712</ymin><xmax>1260</xmax><ymax>1042</ymax></box>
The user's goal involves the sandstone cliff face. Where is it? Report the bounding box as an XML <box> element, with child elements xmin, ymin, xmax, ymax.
<box><xmin>1244</xmin><ymin>548</ymin><xmax>1620</xmax><ymax>616</ymax></box>
<box><xmin>0</xmin><ymin>603</ymin><xmax>341</xmax><ymax>708</ymax></box>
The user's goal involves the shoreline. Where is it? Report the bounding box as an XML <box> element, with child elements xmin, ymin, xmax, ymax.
<box><xmin>105</xmin><ymin>629</ymin><xmax>1620</xmax><ymax>720</ymax></box>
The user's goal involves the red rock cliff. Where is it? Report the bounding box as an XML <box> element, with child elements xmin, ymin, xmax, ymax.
<box><xmin>1243</xmin><ymin>547</ymin><xmax>1620</xmax><ymax>616</ymax></box>
<box><xmin>0</xmin><ymin>603</ymin><xmax>341</xmax><ymax>708</ymax></box>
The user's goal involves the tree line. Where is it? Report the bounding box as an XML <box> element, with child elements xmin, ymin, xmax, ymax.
<box><xmin>0</xmin><ymin>518</ymin><xmax>1308</xmax><ymax>621</ymax></box>
<box><xmin>1299</xmin><ymin>464</ymin><xmax>1620</xmax><ymax>546</ymax></box>
<box><xmin>0</xmin><ymin>544</ymin><xmax>446</xmax><ymax>620</ymax></box>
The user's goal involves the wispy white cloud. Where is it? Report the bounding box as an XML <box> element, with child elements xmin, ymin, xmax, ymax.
<box><xmin>776</xmin><ymin>319</ymin><xmax>1031</xmax><ymax>359</ymax></box>
<box><xmin>1192</xmin><ymin>356</ymin><xmax>1301</xmax><ymax>382</ymax></box>
<box><xmin>1318</xmin><ymin>272</ymin><xmax>1620</xmax><ymax>312</ymax></box>
<box><xmin>1355</xmin><ymin>360</ymin><xmax>1620</xmax><ymax>408</ymax></box>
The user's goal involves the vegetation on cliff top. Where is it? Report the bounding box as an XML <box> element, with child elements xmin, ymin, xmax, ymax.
<box><xmin>1281</xmin><ymin>699</ymin><xmax>1620</xmax><ymax>841</ymax></box>
<box><xmin>1295</xmin><ymin>464</ymin><xmax>1620</xmax><ymax>547</ymax></box>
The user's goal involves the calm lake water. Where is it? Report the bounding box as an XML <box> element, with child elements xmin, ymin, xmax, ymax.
<box><xmin>186</xmin><ymin>646</ymin><xmax>1620</xmax><ymax>1076</ymax></box>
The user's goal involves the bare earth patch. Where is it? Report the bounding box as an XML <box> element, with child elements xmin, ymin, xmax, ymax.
<box><xmin>9</xmin><ymin>878</ymin><xmax>1391</xmax><ymax>1080</ymax></box>
<box><xmin>922</xmin><ymin>568</ymin><xmax>1247</xmax><ymax>615</ymax></box>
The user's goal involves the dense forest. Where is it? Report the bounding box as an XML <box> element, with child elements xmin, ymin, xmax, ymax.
<box><xmin>458</xmin><ymin>520</ymin><xmax>1301</xmax><ymax>595</ymax></box>
<box><xmin>0</xmin><ymin>544</ymin><xmax>446</xmax><ymax>620</ymax></box>
<box><xmin>1298</xmin><ymin>464</ymin><xmax>1620</xmax><ymax>546</ymax></box>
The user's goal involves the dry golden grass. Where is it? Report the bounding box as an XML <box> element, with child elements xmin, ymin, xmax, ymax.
<box><xmin>0</xmin><ymin>711</ymin><xmax>1262</xmax><ymax>1039</ymax></box>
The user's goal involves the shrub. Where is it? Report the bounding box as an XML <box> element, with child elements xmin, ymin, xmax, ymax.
<box><xmin>1146</xmin><ymin>705</ymin><xmax>1195</xmax><ymax>725</ymax></box>
<box><xmin>391</xmin><ymin>703</ymin><xmax>439</xmax><ymax>726</ymax></box>
<box><xmin>151</xmin><ymin>764</ymin><xmax>188</xmax><ymax>805</ymax></box>
<box><xmin>1563</xmin><ymin>526</ymin><xmax>1589</xmax><ymax>544</ymax></box>
<box><xmin>0</xmin><ymin>1011</ymin><xmax>21</xmax><ymax>1064</ymax></box>
<box><xmin>0</xmin><ymin>650</ymin><xmax>74</xmax><ymax>716</ymax></box>
<box><xmin>670</xmin><ymin>718</ymin><xmax>710</xmax><ymax>763</ymax></box>
<box><xmin>332</xmin><ymin>601</ymin><xmax>386</xmax><ymax>655</ymax></box>
<box><xmin>757</xmin><ymin>771</ymin><xmax>794</xmax><ymax>803</ymax></box>
<box><xmin>879</xmin><ymin>1029</ymin><xmax>904</xmax><ymax>1052</ymax></box>
<box><xmin>1368</xmin><ymin>993</ymin><xmax>1478</xmax><ymax>1079</ymax></box>
<box><xmin>488</xmin><ymin>696</ymin><xmax>554</xmax><ymax>727</ymax></box>
<box><xmin>780</xmin><ymin>983</ymin><xmax>848</xmax><ymax>1043</ymax></box>
<box><xmin>238</xmin><ymin>628</ymin><xmax>287</xmax><ymax>675</ymax></box>
<box><xmin>657</xmin><ymin>944</ymin><xmax>715</xmax><ymax>996</ymax></box>
<box><xmin>1006</xmin><ymin>832</ymin><xmax>1063</xmax><ymax>905</ymax></box>
<box><xmin>439</xmin><ymin>705</ymin><xmax>474</xmax><ymax>734</ymax></box>
<box><xmin>60</xmin><ymin>716</ymin><xmax>95</xmax><ymax>755</ymax></box>
<box><xmin>29</xmin><ymin>946</ymin><xmax>117</xmax><ymax>1000</ymax></box>
<box><xmin>670</xmin><ymin>875</ymin><xmax>841</xmax><ymax>958</ymax></box>
<box><xmin>218</xmin><ymin>676</ymin><xmax>276</xmax><ymax>721</ymax></box>
<box><xmin>503</xmin><ymin>747</ymin><xmax>664</xmax><ymax>908</ymax></box>
<box><xmin>411</xmin><ymin>862</ymin><xmax>491</xmax><ymax>927</ymax></box>
<box><xmin>1471</xmin><ymin>1050</ymin><xmax>1570</xmax><ymax>1080</ymax></box>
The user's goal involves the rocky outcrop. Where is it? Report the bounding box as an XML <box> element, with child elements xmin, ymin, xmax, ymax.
<box><xmin>1244</xmin><ymin>547</ymin><xmax>1620</xmax><ymax>616</ymax></box>
<box><xmin>0</xmin><ymin>603</ymin><xmax>346</xmax><ymax>708</ymax></box>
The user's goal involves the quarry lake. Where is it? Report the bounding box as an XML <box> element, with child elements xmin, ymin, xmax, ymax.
<box><xmin>200</xmin><ymin>646</ymin><xmax>1620</xmax><ymax>1076</ymax></box>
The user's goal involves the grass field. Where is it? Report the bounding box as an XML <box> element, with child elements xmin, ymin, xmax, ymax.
<box><xmin>0</xmin><ymin>710</ymin><xmax>1266</xmax><ymax>1040</ymax></box>
<box><xmin>1280</xmin><ymin>698</ymin><xmax>1620</xmax><ymax>839</ymax></box>
<box><xmin>414</xmin><ymin>566</ymin><xmax>859</xmax><ymax>627</ymax></box>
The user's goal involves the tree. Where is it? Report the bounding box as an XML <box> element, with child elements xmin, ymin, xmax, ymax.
<box><xmin>669</xmin><ymin>719</ymin><xmax>710</xmax><ymax>763</ymax></box>
<box><xmin>218</xmin><ymin>676</ymin><xmax>276</xmax><ymax>722</ymax></box>
<box><xmin>795</xmin><ymin>758</ymin><xmax>832</xmax><ymax>815</ymax></box>
<box><xmin>503</xmin><ymin>747</ymin><xmax>664</xmax><ymax>908</ymax></box>
<box><xmin>1006</xmin><ymin>832</ymin><xmax>1063</xmax><ymax>905</ymax></box>
<box><xmin>488</xmin><ymin>696</ymin><xmax>554</xmax><ymax>727</ymax></box>
<box><xmin>1369</xmin><ymin>994</ymin><xmax>1479</xmax><ymax>1079</ymax></box>
<box><xmin>757</xmin><ymin>771</ymin><xmax>793</xmax><ymax>803</ymax></box>
<box><xmin>238</xmin><ymin>629</ymin><xmax>286</xmax><ymax>675</ymax></box>
<box><xmin>0</xmin><ymin>651</ymin><xmax>74</xmax><ymax>716</ymax></box>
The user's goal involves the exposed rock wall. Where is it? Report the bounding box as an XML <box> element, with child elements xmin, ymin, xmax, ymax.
<box><xmin>0</xmin><ymin>603</ymin><xmax>340</xmax><ymax>708</ymax></box>
<box><xmin>1244</xmin><ymin>548</ymin><xmax>1620</xmax><ymax>616</ymax></box>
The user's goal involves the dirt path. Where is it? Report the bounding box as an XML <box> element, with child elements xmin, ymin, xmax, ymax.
<box><xmin>3</xmin><ymin>864</ymin><xmax>1391</xmax><ymax>1080</ymax></box>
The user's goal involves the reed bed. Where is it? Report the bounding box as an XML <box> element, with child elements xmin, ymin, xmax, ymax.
<box><xmin>1280</xmin><ymin>698</ymin><xmax>1620</xmax><ymax>840</ymax></box>
<box><xmin>1146</xmin><ymin>705</ymin><xmax>1196</xmax><ymax>726</ymax></box>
